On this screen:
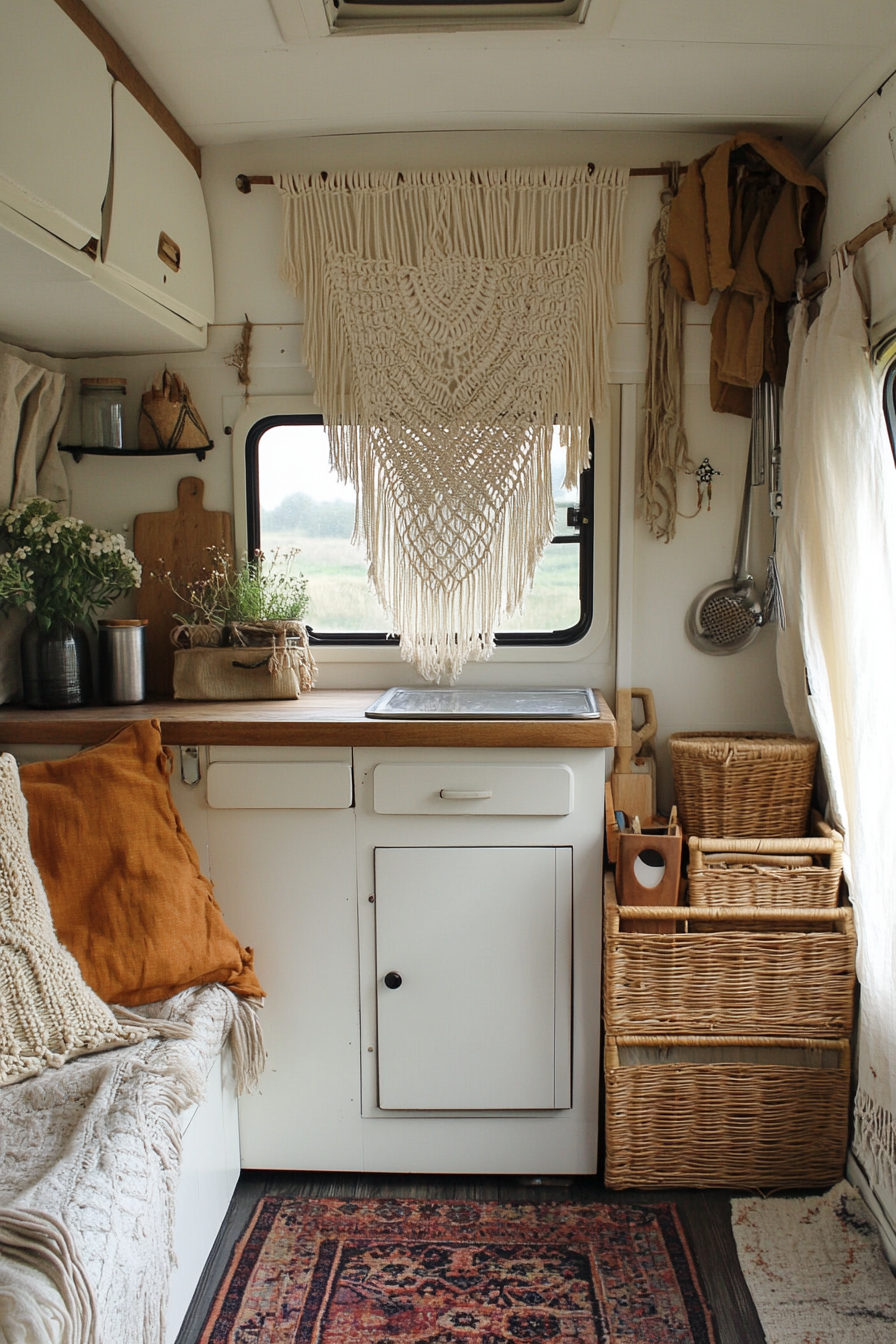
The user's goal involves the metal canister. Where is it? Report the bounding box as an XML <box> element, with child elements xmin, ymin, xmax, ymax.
<box><xmin>98</xmin><ymin>619</ymin><xmax>147</xmax><ymax>704</ymax></box>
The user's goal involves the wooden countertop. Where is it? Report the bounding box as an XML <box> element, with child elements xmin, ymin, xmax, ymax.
<box><xmin>0</xmin><ymin>689</ymin><xmax>616</xmax><ymax>748</ymax></box>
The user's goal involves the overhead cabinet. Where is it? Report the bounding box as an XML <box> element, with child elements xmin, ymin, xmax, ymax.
<box><xmin>101</xmin><ymin>84</ymin><xmax>215</xmax><ymax>330</ymax></box>
<box><xmin>0</xmin><ymin>1</ymin><xmax>213</xmax><ymax>356</ymax></box>
<box><xmin>0</xmin><ymin>0</ymin><xmax>111</xmax><ymax>249</ymax></box>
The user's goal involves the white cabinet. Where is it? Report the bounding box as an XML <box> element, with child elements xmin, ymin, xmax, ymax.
<box><xmin>192</xmin><ymin>742</ymin><xmax>605</xmax><ymax>1175</ymax></box>
<box><xmin>374</xmin><ymin>846</ymin><xmax>571</xmax><ymax>1111</ymax></box>
<box><xmin>203</xmin><ymin>747</ymin><xmax>364</xmax><ymax>1172</ymax></box>
<box><xmin>101</xmin><ymin>83</ymin><xmax>215</xmax><ymax>328</ymax></box>
<box><xmin>0</xmin><ymin>0</ymin><xmax>111</xmax><ymax>248</ymax></box>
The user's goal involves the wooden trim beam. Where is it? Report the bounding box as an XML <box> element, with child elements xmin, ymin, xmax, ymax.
<box><xmin>52</xmin><ymin>0</ymin><xmax>202</xmax><ymax>177</ymax></box>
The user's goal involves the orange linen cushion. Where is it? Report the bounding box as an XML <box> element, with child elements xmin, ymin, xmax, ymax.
<box><xmin>19</xmin><ymin>719</ymin><xmax>264</xmax><ymax>1007</ymax></box>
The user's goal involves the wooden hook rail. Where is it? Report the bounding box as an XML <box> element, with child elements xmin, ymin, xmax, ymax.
<box><xmin>802</xmin><ymin>208</ymin><xmax>896</xmax><ymax>299</ymax></box>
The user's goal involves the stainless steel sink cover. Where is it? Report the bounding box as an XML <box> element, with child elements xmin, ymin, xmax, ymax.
<box><xmin>365</xmin><ymin>687</ymin><xmax>600</xmax><ymax>719</ymax></box>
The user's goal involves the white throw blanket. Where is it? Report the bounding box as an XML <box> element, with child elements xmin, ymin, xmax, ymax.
<box><xmin>0</xmin><ymin>984</ymin><xmax>263</xmax><ymax>1344</ymax></box>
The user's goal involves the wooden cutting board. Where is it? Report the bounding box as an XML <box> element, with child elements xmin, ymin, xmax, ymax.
<box><xmin>133</xmin><ymin>477</ymin><xmax>234</xmax><ymax>698</ymax></box>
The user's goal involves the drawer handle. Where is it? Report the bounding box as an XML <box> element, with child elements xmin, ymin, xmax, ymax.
<box><xmin>439</xmin><ymin>789</ymin><xmax>493</xmax><ymax>800</ymax></box>
<box><xmin>384</xmin><ymin>972</ymin><xmax>403</xmax><ymax>990</ymax></box>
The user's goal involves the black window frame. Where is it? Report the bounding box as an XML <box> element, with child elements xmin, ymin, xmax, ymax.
<box><xmin>884</xmin><ymin>359</ymin><xmax>896</xmax><ymax>469</ymax></box>
<box><xmin>246</xmin><ymin>413</ymin><xmax>594</xmax><ymax>648</ymax></box>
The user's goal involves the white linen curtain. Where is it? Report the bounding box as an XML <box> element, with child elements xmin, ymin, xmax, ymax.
<box><xmin>777</xmin><ymin>252</ymin><xmax>896</xmax><ymax>1203</ymax></box>
<box><xmin>0</xmin><ymin>351</ymin><xmax>72</xmax><ymax>703</ymax></box>
<box><xmin>279</xmin><ymin>167</ymin><xmax>628</xmax><ymax>680</ymax></box>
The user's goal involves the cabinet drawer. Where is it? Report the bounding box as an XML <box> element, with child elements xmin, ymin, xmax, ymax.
<box><xmin>207</xmin><ymin>762</ymin><xmax>352</xmax><ymax>809</ymax></box>
<box><xmin>372</xmin><ymin>764</ymin><xmax>573</xmax><ymax>815</ymax></box>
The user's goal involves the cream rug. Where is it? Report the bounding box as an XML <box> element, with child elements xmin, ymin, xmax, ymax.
<box><xmin>732</xmin><ymin>1181</ymin><xmax>896</xmax><ymax>1343</ymax></box>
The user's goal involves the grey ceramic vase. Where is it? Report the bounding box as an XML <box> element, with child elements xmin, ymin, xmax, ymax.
<box><xmin>20</xmin><ymin>617</ymin><xmax>92</xmax><ymax>709</ymax></box>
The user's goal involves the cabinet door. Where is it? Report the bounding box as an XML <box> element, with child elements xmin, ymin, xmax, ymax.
<box><xmin>0</xmin><ymin>0</ymin><xmax>111</xmax><ymax>248</ymax></box>
<box><xmin>101</xmin><ymin>83</ymin><xmax>214</xmax><ymax>327</ymax></box>
<box><xmin>374</xmin><ymin>847</ymin><xmax>571</xmax><ymax>1111</ymax></box>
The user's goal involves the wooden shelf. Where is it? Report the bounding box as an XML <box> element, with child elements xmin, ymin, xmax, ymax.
<box><xmin>60</xmin><ymin>445</ymin><xmax>211</xmax><ymax>463</ymax></box>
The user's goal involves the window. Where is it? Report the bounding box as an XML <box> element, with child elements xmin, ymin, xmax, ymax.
<box><xmin>245</xmin><ymin>414</ymin><xmax>594</xmax><ymax>647</ymax></box>
<box><xmin>884</xmin><ymin>359</ymin><xmax>896</xmax><ymax>469</ymax></box>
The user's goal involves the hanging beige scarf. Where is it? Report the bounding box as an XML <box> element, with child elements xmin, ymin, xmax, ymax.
<box><xmin>279</xmin><ymin>166</ymin><xmax>628</xmax><ymax>680</ymax></box>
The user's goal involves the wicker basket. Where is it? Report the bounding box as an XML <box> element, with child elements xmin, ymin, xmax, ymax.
<box><xmin>670</xmin><ymin>732</ymin><xmax>817</xmax><ymax>838</ymax></box>
<box><xmin>603</xmin><ymin>886</ymin><xmax>856</xmax><ymax>1040</ymax></box>
<box><xmin>604</xmin><ymin>1033</ymin><xmax>850</xmax><ymax>1188</ymax></box>
<box><xmin>688</xmin><ymin>814</ymin><xmax>843</xmax><ymax>910</ymax></box>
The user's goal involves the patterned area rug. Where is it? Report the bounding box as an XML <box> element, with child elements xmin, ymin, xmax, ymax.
<box><xmin>731</xmin><ymin>1181</ymin><xmax>896</xmax><ymax>1343</ymax></box>
<box><xmin>198</xmin><ymin>1197</ymin><xmax>717</xmax><ymax>1343</ymax></box>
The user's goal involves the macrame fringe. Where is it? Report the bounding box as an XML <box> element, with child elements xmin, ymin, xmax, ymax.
<box><xmin>279</xmin><ymin>166</ymin><xmax>628</xmax><ymax>680</ymax></box>
<box><xmin>228</xmin><ymin>995</ymin><xmax>266</xmax><ymax>1095</ymax></box>
<box><xmin>641</xmin><ymin>197</ymin><xmax>693</xmax><ymax>542</ymax></box>
<box><xmin>0</xmin><ymin>1207</ymin><xmax>99</xmax><ymax>1344</ymax></box>
<box><xmin>853</xmin><ymin>1088</ymin><xmax>896</xmax><ymax>1204</ymax></box>
<box><xmin>112</xmin><ymin>1006</ymin><xmax>193</xmax><ymax>1041</ymax></box>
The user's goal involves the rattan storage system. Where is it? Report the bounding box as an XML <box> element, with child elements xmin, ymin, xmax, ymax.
<box><xmin>603</xmin><ymin>871</ymin><xmax>856</xmax><ymax>1188</ymax></box>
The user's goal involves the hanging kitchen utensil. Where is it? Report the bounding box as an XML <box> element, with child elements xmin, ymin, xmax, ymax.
<box><xmin>686</xmin><ymin>435</ymin><xmax>764</xmax><ymax>655</ymax></box>
<box><xmin>762</xmin><ymin>383</ymin><xmax>786</xmax><ymax>628</ymax></box>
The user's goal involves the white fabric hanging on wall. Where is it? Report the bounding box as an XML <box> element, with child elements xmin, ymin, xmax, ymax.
<box><xmin>0</xmin><ymin>352</ymin><xmax>72</xmax><ymax>704</ymax></box>
<box><xmin>279</xmin><ymin>167</ymin><xmax>628</xmax><ymax>681</ymax></box>
<box><xmin>777</xmin><ymin>254</ymin><xmax>896</xmax><ymax>1203</ymax></box>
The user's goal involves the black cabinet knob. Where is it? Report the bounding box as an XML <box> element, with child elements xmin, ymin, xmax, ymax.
<box><xmin>384</xmin><ymin>971</ymin><xmax>402</xmax><ymax>990</ymax></box>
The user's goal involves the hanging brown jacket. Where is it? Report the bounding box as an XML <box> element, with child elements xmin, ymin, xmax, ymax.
<box><xmin>666</xmin><ymin>132</ymin><xmax>826</xmax><ymax>416</ymax></box>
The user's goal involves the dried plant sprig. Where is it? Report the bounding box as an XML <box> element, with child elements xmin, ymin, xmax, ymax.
<box><xmin>152</xmin><ymin>545</ymin><xmax>309</xmax><ymax>626</ymax></box>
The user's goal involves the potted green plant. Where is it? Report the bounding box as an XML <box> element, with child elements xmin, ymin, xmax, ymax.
<box><xmin>159</xmin><ymin>548</ymin><xmax>315</xmax><ymax>701</ymax></box>
<box><xmin>223</xmin><ymin>548</ymin><xmax>310</xmax><ymax>648</ymax></box>
<box><xmin>0</xmin><ymin>497</ymin><xmax>142</xmax><ymax>708</ymax></box>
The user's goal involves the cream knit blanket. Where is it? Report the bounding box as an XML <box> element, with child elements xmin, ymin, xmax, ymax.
<box><xmin>279</xmin><ymin>166</ymin><xmax>628</xmax><ymax>680</ymax></box>
<box><xmin>0</xmin><ymin>985</ymin><xmax>264</xmax><ymax>1344</ymax></box>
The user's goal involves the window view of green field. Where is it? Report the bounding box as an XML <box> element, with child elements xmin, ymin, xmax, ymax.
<box><xmin>257</xmin><ymin>423</ymin><xmax>582</xmax><ymax>634</ymax></box>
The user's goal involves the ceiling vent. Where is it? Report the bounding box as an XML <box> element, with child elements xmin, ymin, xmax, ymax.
<box><xmin>327</xmin><ymin>0</ymin><xmax>591</xmax><ymax>32</ymax></box>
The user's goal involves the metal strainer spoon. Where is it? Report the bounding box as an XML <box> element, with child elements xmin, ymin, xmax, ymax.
<box><xmin>686</xmin><ymin>443</ymin><xmax>764</xmax><ymax>655</ymax></box>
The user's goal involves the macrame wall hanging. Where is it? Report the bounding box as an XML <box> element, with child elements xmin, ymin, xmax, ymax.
<box><xmin>279</xmin><ymin>165</ymin><xmax>629</xmax><ymax>680</ymax></box>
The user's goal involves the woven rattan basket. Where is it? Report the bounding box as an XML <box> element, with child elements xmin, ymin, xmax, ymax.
<box><xmin>604</xmin><ymin>1033</ymin><xmax>850</xmax><ymax>1188</ymax></box>
<box><xmin>670</xmin><ymin>732</ymin><xmax>817</xmax><ymax>838</ymax></box>
<box><xmin>687</xmin><ymin>814</ymin><xmax>843</xmax><ymax>910</ymax></box>
<box><xmin>603</xmin><ymin>898</ymin><xmax>856</xmax><ymax>1039</ymax></box>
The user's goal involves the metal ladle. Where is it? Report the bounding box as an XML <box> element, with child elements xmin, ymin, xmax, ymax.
<box><xmin>686</xmin><ymin>442</ymin><xmax>764</xmax><ymax>655</ymax></box>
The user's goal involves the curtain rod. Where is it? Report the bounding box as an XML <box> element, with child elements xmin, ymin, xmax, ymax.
<box><xmin>234</xmin><ymin>165</ymin><xmax>681</xmax><ymax>193</ymax></box>
<box><xmin>802</xmin><ymin>209</ymin><xmax>896</xmax><ymax>299</ymax></box>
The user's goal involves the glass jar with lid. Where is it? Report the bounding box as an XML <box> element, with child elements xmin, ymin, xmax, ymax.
<box><xmin>80</xmin><ymin>377</ymin><xmax>127</xmax><ymax>449</ymax></box>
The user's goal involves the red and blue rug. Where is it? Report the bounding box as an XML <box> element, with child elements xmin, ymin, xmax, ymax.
<box><xmin>198</xmin><ymin>1196</ymin><xmax>717</xmax><ymax>1343</ymax></box>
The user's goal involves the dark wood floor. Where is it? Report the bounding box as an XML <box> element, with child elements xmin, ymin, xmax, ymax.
<box><xmin>174</xmin><ymin>1172</ymin><xmax>768</xmax><ymax>1344</ymax></box>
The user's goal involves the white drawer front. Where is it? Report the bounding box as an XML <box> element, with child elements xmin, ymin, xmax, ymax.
<box><xmin>372</xmin><ymin>764</ymin><xmax>573</xmax><ymax>815</ymax></box>
<box><xmin>207</xmin><ymin>762</ymin><xmax>352</xmax><ymax>810</ymax></box>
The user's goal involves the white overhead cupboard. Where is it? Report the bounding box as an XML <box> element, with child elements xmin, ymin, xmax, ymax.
<box><xmin>0</xmin><ymin>0</ymin><xmax>213</xmax><ymax>357</ymax></box>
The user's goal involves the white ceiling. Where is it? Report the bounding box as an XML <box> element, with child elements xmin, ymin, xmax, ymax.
<box><xmin>83</xmin><ymin>0</ymin><xmax>896</xmax><ymax>152</ymax></box>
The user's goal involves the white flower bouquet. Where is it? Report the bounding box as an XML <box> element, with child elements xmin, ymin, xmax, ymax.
<box><xmin>0</xmin><ymin>497</ymin><xmax>141</xmax><ymax>630</ymax></box>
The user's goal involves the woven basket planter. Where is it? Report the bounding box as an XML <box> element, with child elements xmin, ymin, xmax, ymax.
<box><xmin>687</xmin><ymin>814</ymin><xmax>843</xmax><ymax>911</ymax></box>
<box><xmin>604</xmin><ymin>1033</ymin><xmax>850</xmax><ymax>1189</ymax></box>
<box><xmin>670</xmin><ymin>732</ymin><xmax>817</xmax><ymax>838</ymax></box>
<box><xmin>603</xmin><ymin>898</ymin><xmax>856</xmax><ymax>1040</ymax></box>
